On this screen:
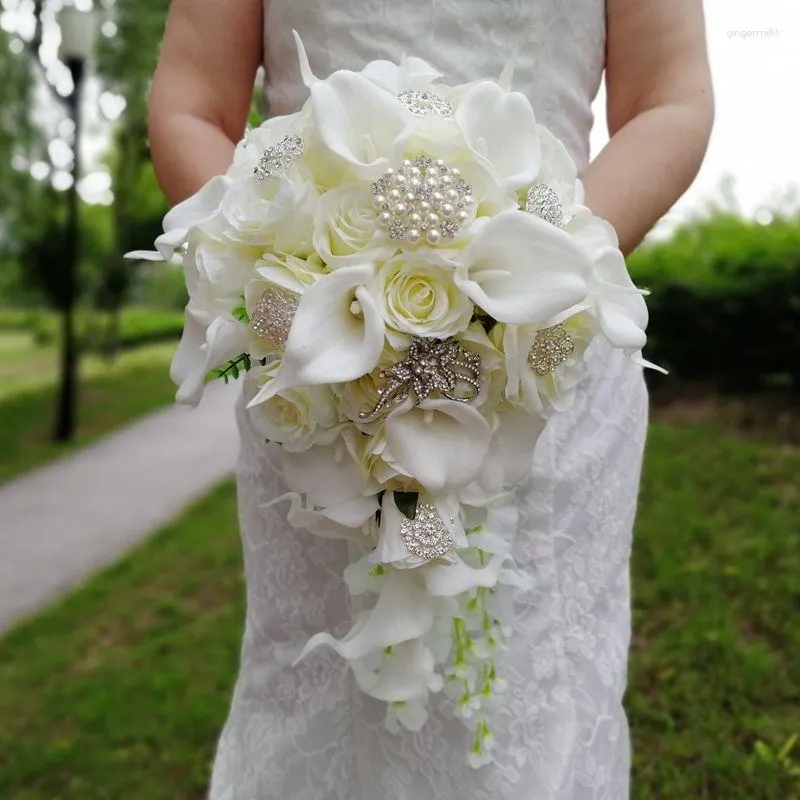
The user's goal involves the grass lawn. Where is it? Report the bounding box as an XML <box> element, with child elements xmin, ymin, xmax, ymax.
<box><xmin>0</xmin><ymin>426</ymin><xmax>798</xmax><ymax>798</ymax></box>
<box><xmin>0</xmin><ymin>334</ymin><xmax>176</xmax><ymax>484</ymax></box>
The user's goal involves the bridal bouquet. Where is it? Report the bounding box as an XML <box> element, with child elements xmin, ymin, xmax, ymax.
<box><xmin>130</xmin><ymin>34</ymin><xmax>654</xmax><ymax>767</ymax></box>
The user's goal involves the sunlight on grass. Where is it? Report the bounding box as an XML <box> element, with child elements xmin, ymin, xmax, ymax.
<box><xmin>0</xmin><ymin>426</ymin><xmax>798</xmax><ymax>798</ymax></box>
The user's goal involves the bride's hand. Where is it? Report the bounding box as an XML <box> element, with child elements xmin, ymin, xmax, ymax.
<box><xmin>148</xmin><ymin>0</ymin><xmax>264</xmax><ymax>205</ymax></box>
<box><xmin>581</xmin><ymin>0</ymin><xmax>714</xmax><ymax>255</ymax></box>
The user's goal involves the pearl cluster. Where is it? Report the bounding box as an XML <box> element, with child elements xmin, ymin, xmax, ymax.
<box><xmin>250</xmin><ymin>285</ymin><xmax>300</xmax><ymax>348</ymax></box>
<box><xmin>527</xmin><ymin>324</ymin><xmax>575</xmax><ymax>376</ymax></box>
<box><xmin>372</xmin><ymin>156</ymin><xmax>475</xmax><ymax>246</ymax></box>
<box><xmin>525</xmin><ymin>183</ymin><xmax>564</xmax><ymax>228</ymax></box>
<box><xmin>253</xmin><ymin>135</ymin><xmax>305</xmax><ymax>181</ymax></box>
<box><xmin>400</xmin><ymin>503</ymin><xmax>455</xmax><ymax>561</ymax></box>
<box><xmin>396</xmin><ymin>89</ymin><xmax>453</xmax><ymax>118</ymax></box>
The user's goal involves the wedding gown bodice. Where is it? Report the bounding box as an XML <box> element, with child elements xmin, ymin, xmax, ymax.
<box><xmin>209</xmin><ymin>4</ymin><xmax>649</xmax><ymax>799</ymax></box>
<box><xmin>262</xmin><ymin>0</ymin><xmax>607</xmax><ymax>173</ymax></box>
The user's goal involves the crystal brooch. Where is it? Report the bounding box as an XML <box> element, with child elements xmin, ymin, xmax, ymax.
<box><xmin>253</xmin><ymin>134</ymin><xmax>305</xmax><ymax>181</ymax></box>
<box><xmin>372</xmin><ymin>156</ymin><xmax>474</xmax><ymax>246</ymax></box>
<box><xmin>397</xmin><ymin>89</ymin><xmax>453</xmax><ymax>118</ymax></box>
<box><xmin>360</xmin><ymin>336</ymin><xmax>481</xmax><ymax>421</ymax></box>
<box><xmin>250</xmin><ymin>285</ymin><xmax>300</xmax><ymax>348</ymax></box>
<box><xmin>525</xmin><ymin>183</ymin><xmax>564</xmax><ymax>228</ymax></box>
<box><xmin>527</xmin><ymin>324</ymin><xmax>575</xmax><ymax>376</ymax></box>
<box><xmin>400</xmin><ymin>503</ymin><xmax>455</xmax><ymax>561</ymax></box>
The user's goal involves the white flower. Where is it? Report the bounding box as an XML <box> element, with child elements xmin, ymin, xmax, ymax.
<box><xmin>375</xmin><ymin>253</ymin><xmax>473</xmax><ymax>339</ymax></box>
<box><xmin>455</xmin><ymin>210</ymin><xmax>591</xmax><ymax>325</ymax></box>
<box><xmin>245</xmin><ymin>364</ymin><xmax>340</xmax><ymax>451</ymax></box>
<box><xmin>313</xmin><ymin>183</ymin><xmax>396</xmax><ymax>268</ymax></box>
<box><xmin>498</xmin><ymin>312</ymin><xmax>597</xmax><ymax>415</ymax></box>
<box><xmin>248</xmin><ymin>264</ymin><xmax>386</xmax><ymax>406</ymax></box>
<box><xmin>254</xmin><ymin>251</ymin><xmax>328</xmax><ymax>293</ymax></box>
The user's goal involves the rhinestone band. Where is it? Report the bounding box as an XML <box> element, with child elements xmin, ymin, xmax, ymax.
<box><xmin>360</xmin><ymin>336</ymin><xmax>481</xmax><ymax>421</ymax></box>
<box><xmin>372</xmin><ymin>156</ymin><xmax>474</xmax><ymax>246</ymax></box>
<box><xmin>525</xmin><ymin>183</ymin><xmax>564</xmax><ymax>228</ymax></box>
<box><xmin>397</xmin><ymin>89</ymin><xmax>453</xmax><ymax>118</ymax></box>
<box><xmin>253</xmin><ymin>135</ymin><xmax>305</xmax><ymax>181</ymax></box>
<box><xmin>527</xmin><ymin>324</ymin><xmax>575</xmax><ymax>376</ymax></box>
<box><xmin>400</xmin><ymin>503</ymin><xmax>455</xmax><ymax>561</ymax></box>
<box><xmin>250</xmin><ymin>285</ymin><xmax>300</xmax><ymax>348</ymax></box>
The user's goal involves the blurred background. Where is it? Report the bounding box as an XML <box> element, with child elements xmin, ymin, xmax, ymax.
<box><xmin>0</xmin><ymin>1</ymin><xmax>797</xmax><ymax>798</ymax></box>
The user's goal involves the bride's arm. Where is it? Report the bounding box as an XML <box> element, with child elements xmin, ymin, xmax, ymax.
<box><xmin>147</xmin><ymin>0</ymin><xmax>264</xmax><ymax>204</ymax></box>
<box><xmin>581</xmin><ymin>0</ymin><xmax>714</xmax><ymax>255</ymax></box>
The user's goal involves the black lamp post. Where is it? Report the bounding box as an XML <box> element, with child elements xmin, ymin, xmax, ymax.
<box><xmin>54</xmin><ymin>4</ymin><xmax>94</xmax><ymax>442</ymax></box>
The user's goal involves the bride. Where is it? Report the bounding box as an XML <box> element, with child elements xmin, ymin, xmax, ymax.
<box><xmin>146</xmin><ymin>1</ymin><xmax>713</xmax><ymax>797</ymax></box>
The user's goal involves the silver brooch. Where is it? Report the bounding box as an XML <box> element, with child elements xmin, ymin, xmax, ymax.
<box><xmin>360</xmin><ymin>336</ymin><xmax>481</xmax><ymax>421</ymax></box>
<box><xmin>397</xmin><ymin>89</ymin><xmax>453</xmax><ymax>118</ymax></box>
<box><xmin>400</xmin><ymin>503</ymin><xmax>455</xmax><ymax>561</ymax></box>
<box><xmin>253</xmin><ymin>134</ymin><xmax>305</xmax><ymax>181</ymax></box>
<box><xmin>372</xmin><ymin>156</ymin><xmax>474</xmax><ymax>246</ymax></box>
<box><xmin>525</xmin><ymin>183</ymin><xmax>564</xmax><ymax>228</ymax></box>
<box><xmin>527</xmin><ymin>324</ymin><xmax>575</xmax><ymax>376</ymax></box>
<box><xmin>250</xmin><ymin>285</ymin><xmax>300</xmax><ymax>348</ymax></box>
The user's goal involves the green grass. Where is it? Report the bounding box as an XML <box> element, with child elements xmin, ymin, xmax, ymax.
<box><xmin>0</xmin><ymin>333</ymin><xmax>176</xmax><ymax>483</ymax></box>
<box><xmin>0</xmin><ymin>426</ymin><xmax>799</xmax><ymax>798</ymax></box>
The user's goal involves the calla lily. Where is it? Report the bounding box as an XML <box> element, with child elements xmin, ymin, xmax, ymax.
<box><xmin>350</xmin><ymin>639</ymin><xmax>439</xmax><ymax>703</ymax></box>
<box><xmin>423</xmin><ymin>553</ymin><xmax>506</xmax><ymax>596</ymax></box>
<box><xmin>360</xmin><ymin>56</ymin><xmax>443</xmax><ymax>94</ymax></box>
<box><xmin>247</xmin><ymin>265</ymin><xmax>385</xmax><ymax>406</ymax></box>
<box><xmin>455</xmin><ymin>210</ymin><xmax>591</xmax><ymax>325</ymax></box>
<box><xmin>125</xmin><ymin>175</ymin><xmax>230</xmax><ymax>262</ymax></box>
<box><xmin>455</xmin><ymin>81</ymin><xmax>541</xmax><ymax>192</ymax></box>
<box><xmin>384</xmin><ymin>399</ymin><xmax>492</xmax><ymax>493</ymax></box>
<box><xmin>371</xmin><ymin>491</ymin><xmax>467</xmax><ymax>569</ymax></box>
<box><xmin>295</xmin><ymin>569</ymin><xmax>435</xmax><ymax>663</ymax></box>
<box><xmin>171</xmin><ymin>311</ymin><xmax>248</xmax><ymax>406</ymax></box>
<box><xmin>281</xmin><ymin>429</ymin><xmax>379</xmax><ymax>509</ymax></box>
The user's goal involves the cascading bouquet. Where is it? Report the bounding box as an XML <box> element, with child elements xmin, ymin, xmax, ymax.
<box><xmin>129</xmin><ymin>34</ymin><xmax>656</xmax><ymax>767</ymax></box>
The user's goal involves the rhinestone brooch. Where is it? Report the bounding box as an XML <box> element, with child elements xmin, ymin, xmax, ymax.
<box><xmin>372</xmin><ymin>156</ymin><xmax>474</xmax><ymax>246</ymax></box>
<box><xmin>250</xmin><ymin>285</ymin><xmax>300</xmax><ymax>348</ymax></box>
<box><xmin>525</xmin><ymin>183</ymin><xmax>564</xmax><ymax>228</ymax></box>
<box><xmin>527</xmin><ymin>324</ymin><xmax>575</xmax><ymax>376</ymax></box>
<box><xmin>253</xmin><ymin>134</ymin><xmax>305</xmax><ymax>181</ymax></box>
<box><xmin>396</xmin><ymin>89</ymin><xmax>453</xmax><ymax>118</ymax></box>
<box><xmin>400</xmin><ymin>503</ymin><xmax>455</xmax><ymax>561</ymax></box>
<box><xmin>360</xmin><ymin>336</ymin><xmax>481</xmax><ymax>421</ymax></box>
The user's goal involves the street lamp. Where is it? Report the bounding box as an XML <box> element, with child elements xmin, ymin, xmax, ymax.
<box><xmin>54</xmin><ymin>3</ymin><xmax>94</xmax><ymax>442</ymax></box>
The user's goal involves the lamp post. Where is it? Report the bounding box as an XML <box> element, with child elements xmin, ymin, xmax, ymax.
<box><xmin>54</xmin><ymin>4</ymin><xmax>94</xmax><ymax>442</ymax></box>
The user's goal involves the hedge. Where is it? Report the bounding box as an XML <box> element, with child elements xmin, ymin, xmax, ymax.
<box><xmin>0</xmin><ymin>308</ymin><xmax>184</xmax><ymax>353</ymax></box>
<box><xmin>629</xmin><ymin>213</ymin><xmax>800</xmax><ymax>392</ymax></box>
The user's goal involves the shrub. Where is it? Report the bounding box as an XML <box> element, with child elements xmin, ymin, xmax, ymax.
<box><xmin>629</xmin><ymin>213</ymin><xmax>800</xmax><ymax>392</ymax></box>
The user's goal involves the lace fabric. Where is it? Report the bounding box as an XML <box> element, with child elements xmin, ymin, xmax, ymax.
<box><xmin>209</xmin><ymin>3</ymin><xmax>651</xmax><ymax>798</ymax></box>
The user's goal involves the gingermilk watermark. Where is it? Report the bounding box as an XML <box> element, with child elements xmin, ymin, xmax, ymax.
<box><xmin>727</xmin><ymin>27</ymin><xmax>780</xmax><ymax>39</ymax></box>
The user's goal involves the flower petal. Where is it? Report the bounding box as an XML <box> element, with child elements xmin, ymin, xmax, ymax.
<box><xmin>385</xmin><ymin>400</ymin><xmax>492</xmax><ymax>493</ymax></box>
<box><xmin>456</xmin><ymin>210</ymin><xmax>590</xmax><ymax>324</ymax></box>
<box><xmin>456</xmin><ymin>81</ymin><xmax>541</xmax><ymax>191</ymax></box>
<box><xmin>295</xmin><ymin>570</ymin><xmax>435</xmax><ymax>663</ymax></box>
<box><xmin>350</xmin><ymin>639</ymin><xmax>437</xmax><ymax>703</ymax></box>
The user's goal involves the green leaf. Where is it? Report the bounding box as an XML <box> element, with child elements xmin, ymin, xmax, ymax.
<box><xmin>232</xmin><ymin>305</ymin><xmax>250</xmax><ymax>324</ymax></box>
<box><xmin>394</xmin><ymin>491</ymin><xmax>419</xmax><ymax>520</ymax></box>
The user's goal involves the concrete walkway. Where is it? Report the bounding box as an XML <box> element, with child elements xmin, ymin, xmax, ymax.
<box><xmin>0</xmin><ymin>381</ymin><xmax>241</xmax><ymax>634</ymax></box>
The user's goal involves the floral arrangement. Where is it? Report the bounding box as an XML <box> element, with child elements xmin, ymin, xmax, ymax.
<box><xmin>129</xmin><ymin>34</ymin><xmax>656</xmax><ymax>767</ymax></box>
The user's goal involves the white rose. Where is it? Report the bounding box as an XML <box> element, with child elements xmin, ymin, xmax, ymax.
<box><xmin>375</xmin><ymin>253</ymin><xmax>473</xmax><ymax>339</ymax></box>
<box><xmin>314</xmin><ymin>183</ymin><xmax>396</xmax><ymax>268</ymax></box>
<box><xmin>246</xmin><ymin>364</ymin><xmax>341</xmax><ymax>451</ymax></box>
<box><xmin>255</xmin><ymin>251</ymin><xmax>328</xmax><ymax>293</ymax></box>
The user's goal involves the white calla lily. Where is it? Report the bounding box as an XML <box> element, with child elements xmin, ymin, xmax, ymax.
<box><xmin>295</xmin><ymin>569</ymin><xmax>435</xmax><ymax>663</ymax></box>
<box><xmin>170</xmin><ymin>312</ymin><xmax>249</xmax><ymax>406</ymax></box>
<box><xmin>350</xmin><ymin>639</ymin><xmax>439</xmax><ymax>704</ymax></box>
<box><xmin>125</xmin><ymin>175</ymin><xmax>230</xmax><ymax>262</ymax></box>
<box><xmin>247</xmin><ymin>265</ymin><xmax>385</xmax><ymax>406</ymax></box>
<box><xmin>455</xmin><ymin>81</ymin><xmax>541</xmax><ymax>191</ymax></box>
<box><xmin>385</xmin><ymin>399</ymin><xmax>492</xmax><ymax>493</ymax></box>
<box><xmin>455</xmin><ymin>210</ymin><xmax>591</xmax><ymax>325</ymax></box>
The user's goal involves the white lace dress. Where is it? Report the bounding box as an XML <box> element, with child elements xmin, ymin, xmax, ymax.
<box><xmin>209</xmin><ymin>2</ymin><xmax>649</xmax><ymax>798</ymax></box>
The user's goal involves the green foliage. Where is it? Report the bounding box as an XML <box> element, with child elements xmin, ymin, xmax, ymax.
<box><xmin>212</xmin><ymin>353</ymin><xmax>252</xmax><ymax>384</ymax></box>
<box><xmin>629</xmin><ymin>212</ymin><xmax>800</xmax><ymax>391</ymax></box>
<box><xmin>130</xmin><ymin>262</ymin><xmax>189</xmax><ymax>310</ymax></box>
<box><xmin>0</xmin><ymin>425</ymin><xmax>798</xmax><ymax>797</ymax></box>
<box><xmin>0</xmin><ymin>307</ymin><xmax>183</xmax><ymax>353</ymax></box>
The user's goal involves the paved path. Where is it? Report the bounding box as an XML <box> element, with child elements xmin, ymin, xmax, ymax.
<box><xmin>0</xmin><ymin>381</ymin><xmax>241</xmax><ymax>634</ymax></box>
